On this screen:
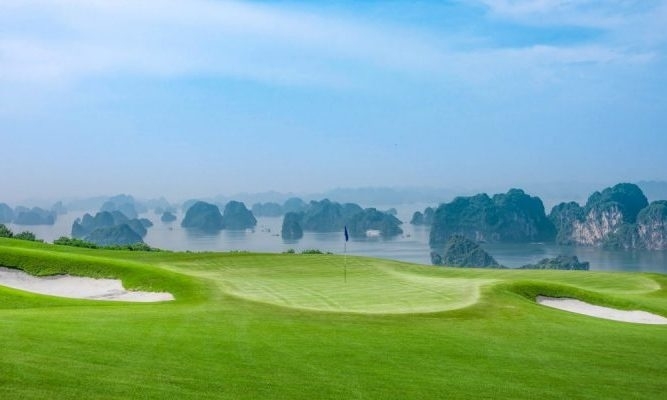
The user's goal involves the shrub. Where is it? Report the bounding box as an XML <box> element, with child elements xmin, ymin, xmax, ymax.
<box><xmin>14</xmin><ymin>231</ymin><xmax>41</xmax><ymax>242</ymax></box>
<box><xmin>0</xmin><ymin>225</ymin><xmax>41</xmax><ymax>241</ymax></box>
<box><xmin>0</xmin><ymin>224</ymin><xmax>14</xmax><ymax>238</ymax></box>
<box><xmin>301</xmin><ymin>249</ymin><xmax>324</xmax><ymax>254</ymax></box>
<box><xmin>53</xmin><ymin>236</ymin><xmax>162</xmax><ymax>252</ymax></box>
<box><xmin>54</xmin><ymin>236</ymin><xmax>99</xmax><ymax>248</ymax></box>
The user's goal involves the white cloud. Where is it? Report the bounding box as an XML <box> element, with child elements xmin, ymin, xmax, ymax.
<box><xmin>0</xmin><ymin>0</ymin><xmax>448</xmax><ymax>87</ymax></box>
<box><xmin>466</xmin><ymin>0</ymin><xmax>666</xmax><ymax>77</ymax></box>
<box><xmin>0</xmin><ymin>0</ymin><xmax>663</xmax><ymax>91</ymax></box>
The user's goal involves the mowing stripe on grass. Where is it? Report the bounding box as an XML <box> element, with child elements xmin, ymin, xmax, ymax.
<box><xmin>166</xmin><ymin>257</ymin><xmax>491</xmax><ymax>314</ymax></box>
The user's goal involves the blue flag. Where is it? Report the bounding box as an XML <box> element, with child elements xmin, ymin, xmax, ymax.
<box><xmin>344</xmin><ymin>226</ymin><xmax>349</xmax><ymax>242</ymax></box>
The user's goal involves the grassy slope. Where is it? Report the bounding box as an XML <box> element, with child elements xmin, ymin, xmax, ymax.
<box><xmin>0</xmin><ymin>238</ymin><xmax>666</xmax><ymax>399</ymax></box>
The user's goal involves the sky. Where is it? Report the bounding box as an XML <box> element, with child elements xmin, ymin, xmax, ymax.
<box><xmin>1</xmin><ymin>0</ymin><xmax>666</xmax><ymax>204</ymax></box>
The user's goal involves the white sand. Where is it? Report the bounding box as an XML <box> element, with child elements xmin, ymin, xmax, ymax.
<box><xmin>0</xmin><ymin>267</ymin><xmax>174</xmax><ymax>302</ymax></box>
<box><xmin>537</xmin><ymin>296</ymin><xmax>667</xmax><ymax>325</ymax></box>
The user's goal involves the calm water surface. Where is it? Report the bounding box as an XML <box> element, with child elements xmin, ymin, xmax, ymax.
<box><xmin>9</xmin><ymin>209</ymin><xmax>667</xmax><ymax>274</ymax></box>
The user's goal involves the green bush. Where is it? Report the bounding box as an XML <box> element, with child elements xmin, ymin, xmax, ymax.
<box><xmin>0</xmin><ymin>224</ymin><xmax>14</xmax><ymax>238</ymax></box>
<box><xmin>0</xmin><ymin>225</ymin><xmax>40</xmax><ymax>241</ymax></box>
<box><xmin>54</xmin><ymin>236</ymin><xmax>99</xmax><ymax>248</ymax></box>
<box><xmin>301</xmin><ymin>249</ymin><xmax>324</xmax><ymax>254</ymax></box>
<box><xmin>53</xmin><ymin>236</ymin><xmax>162</xmax><ymax>252</ymax></box>
<box><xmin>14</xmin><ymin>231</ymin><xmax>41</xmax><ymax>242</ymax></box>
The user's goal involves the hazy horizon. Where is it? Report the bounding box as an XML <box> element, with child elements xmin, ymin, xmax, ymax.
<box><xmin>5</xmin><ymin>180</ymin><xmax>667</xmax><ymax>214</ymax></box>
<box><xmin>2</xmin><ymin>1</ymin><xmax>666</xmax><ymax>204</ymax></box>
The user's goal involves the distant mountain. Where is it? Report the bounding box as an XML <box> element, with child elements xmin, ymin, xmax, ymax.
<box><xmin>346</xmin><ymin>208</ymin><xmax>403</xmax><ymax>238</ymax></box>
<box><xmin>71</xmin><ymin>210</ymin><xmax>150</xmax><ymax>245</ymax></box>
<box><xmin>318</xmin><ymin>187</ymin><xmax>454</xmax><ymax>206</ymax></box>
<box><xmin>251</xmin><ymin>202</ymin><xmax>283</xmax><ymax>217</ymax></box>
<box><xmin>0</xmin><ymin>203</ymin><xmax>14</xmax><ymax>224</ymax></box>
<box><xmin>410</xmin><ymin>206</ymin><xmax>435</xmax><ymax>226</ymax></box>
<box><xmin>519</xmin><ymin>255</ymin><xmax>589</xmax><ymax>271</ymax></box>
<box><xmin>213</xmin><ymin>191</ymin><xmax>299</xmax><ymax>207</ymax></box>
<box><xmin>210</xmin><ymin>187</ymin><xmax>455</xmax><ymax>209</ymax></box>
<box><xmin>281</xmin><ymin>212</ymin><xmax>303</xmax><ymax>240</ymax></box>
<box><xmin>181</xmin><ymin>201</ymin><xmax>224</xmax><ymax>231</ymax></box>
<box><xmin>101</xmin><ymin>200</ymin><xmax>138</xmax><ymax>219</ymax></box>
<box><xmin>85</xmin><ymin>225</ymin><xmax>144</xmax><ymax>247</ymax></box>
<box><xmin>549</xmin><ymin>183</ymin><xmax>667</xmax><ymax>250</ymax></box>
<box><xmin>51</xmin><ymin>201</ymin><xmax>67</xmax><ymax>215</ymax></box>
<box><xmin>549</xmin><ymin>183</ymin><xmax>647</xmax><ymax>247</ymax></box>
<box><xmin>250</xmin><ymin>198</ymin><xmax>308</xmax><ymax>217</ymax></box>
<box><xmin>160</xmin><ymin>211</ymin><xmax>177</xmax><ymax>223</ymax></box>
<box><xmin>515</xmin><ymin>182</ymin><xmax>605</xmax><ymax>211</ymax></box>
<box><xmin>280</xmin><ymin>199</ymin><xmax>403</xmax><ymax>239</ymax></box>
<box><xmin>143</xmin><ymin>196</ymin><xmax>173</xmax><ymax>211</ymax></box>
<box><xmin>221</xmin><ymin>201</ymin><xmax>256</xmax><ymax>230</ymax></box>
<box><xmin>429</xmin><ymin>189</ymin><xmax>556</xmax><ymax>248</ymax></box>
<box><xmin>431</xmin><ymin>235</ymin><xmax>500</xmax><ymax>268</ymax></box>
<box><xmin>211</xmin><ymin>184</ymin><xmax>618</xmax><ymax>210</ymax></box>
<box><xmin>14</xmin><ymin>207</ymin><xmax>56</xmax><ymax>225</ymax></box>
<box><xmin>101</xmin><ymin>194</ymin><xmax>148</xmax><ymax>217</ymax></box>
<box><xmin>300</xmin><ymin>199</ymin><xmax>360</xmax><ymax>233</ymax></box>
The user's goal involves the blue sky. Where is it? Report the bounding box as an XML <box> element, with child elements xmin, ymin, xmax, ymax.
<box><xmin>1</xmin><ymin>0</ymin><xmax>666</xmax><ymax>203</ymax></box>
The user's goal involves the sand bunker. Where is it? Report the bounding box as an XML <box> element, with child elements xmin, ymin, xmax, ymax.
<box><xmin>0</xmin><ymin>267</ymin><xmax>174</xmax><ymax>302</ymax></box>
<box><xmin>537</xmin><ymin>296</ymin><xmax>667</xmax><ymax>325</ymax></box>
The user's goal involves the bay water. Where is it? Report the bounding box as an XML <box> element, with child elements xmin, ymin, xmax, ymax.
<box><xmin>8</xmin><ymin>209</ymin><xmax>667</xmax><ymax>274</ymax></box>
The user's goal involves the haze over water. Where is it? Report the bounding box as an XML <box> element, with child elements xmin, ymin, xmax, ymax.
<box><xmin>11</xmin><ymin>207</ymin><xmax>667</xmax><ymax>274</ymax></box>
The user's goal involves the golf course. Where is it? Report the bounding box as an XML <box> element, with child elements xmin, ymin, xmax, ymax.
<box><xmin>1</xmin><ymin>237</ymin><xmax>666</xmax><ymax>399</ymax></box>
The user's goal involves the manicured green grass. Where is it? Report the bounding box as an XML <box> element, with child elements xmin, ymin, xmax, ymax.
<box><xmin>1</xmin><ymin>237</ymin><xmax>666</xmax><ymax>399</ymax></box>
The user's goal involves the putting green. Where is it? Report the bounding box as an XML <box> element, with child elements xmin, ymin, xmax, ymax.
<box><xmin>165</xmin><ymin>256</ymin><xmax>494</xmax><ymax>314</ymax></box>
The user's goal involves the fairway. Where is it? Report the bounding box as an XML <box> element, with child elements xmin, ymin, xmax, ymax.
<box><xmin>1</xmin><ymin>238</ymin><xmax>666</xmax><ymax>399</ymax></box>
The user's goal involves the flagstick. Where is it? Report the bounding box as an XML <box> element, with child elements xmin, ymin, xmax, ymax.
<box><xmin>344</xmin><ymin>226</ymin><xmax>349</xmax><ymax>283</ymax></box>
<box><xmin>344</xmin><ymin>241</ymin><xmax>347</xmax><ymax>283</ymax></box>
